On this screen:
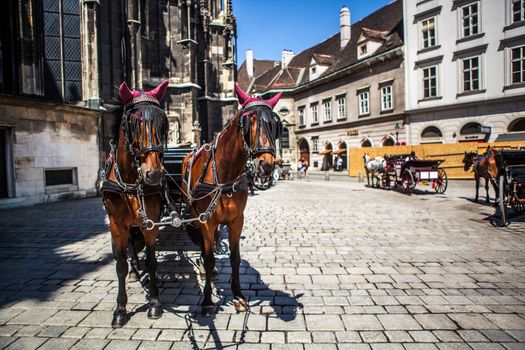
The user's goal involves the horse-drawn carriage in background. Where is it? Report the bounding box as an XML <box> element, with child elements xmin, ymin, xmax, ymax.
<box><xmin>496</xmin><ymin>150</ymin><xmax>525</xmax><ymax>226</ymax></box>
<box><xmin>380</xmin><ymin>154</ymin><xmax>448</xmax><ymax>195</ymax></box>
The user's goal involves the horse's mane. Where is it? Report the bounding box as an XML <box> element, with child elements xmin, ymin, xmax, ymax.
<box><xmin>109</xmin><ymin>97</ymin><xmax>124</xmax><ymax>144</ymax></box>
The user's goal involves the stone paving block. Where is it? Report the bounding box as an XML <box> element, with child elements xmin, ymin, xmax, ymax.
<box><xmin>436</xmin><ymin>344</ymin><xmax>473</xmax><ymax>350</ymax></box>
<box><xmin>103</xmin><ymin>339</ymin><xmax>141</xmax><ymax>350</ymax></box>
<box><xmin>38</xmin><ymin>325</ymin><xmax>68</xmax><ymax>337</ymax></box>
<box><xmin>502</xmin><ymin>344</ymin><xmax>525</xmax><ymax>350</ymax></box>
<box><xmin>36</xmin><ymin>338</ymin><xmax>78</xmax><ymax>350</ymax></box>
<box><xmin>335</xmin><ymin>330</ymin><xmax>362</xmax><ymax>343</ymax></box>
<box><xmin>305</xmin><ymin>315</ymin><xmax>344</xmax><ymax>331</ymax></box>
<box><xmin>414</xmin><ymin>314</ymin><xmax>458</xmax><ymax>330</ymax></box>
<box><xmin>433</xmin><ymin>330</ymin><xmax>464</xmax><ymax>342</ymax></box>
<box><xmin>4</xmin><ymin>337</ymin><xmax>48</xmax><ymax>350</ymax></box>
<box><xmin>287</xmin><ymin>331</ymin><xmax>311</xmax><ymax>343</ymax></box>
<box><xmin>342</xmin><ymin>315</ymin><xmax>382</xmax><ymax>331</ymax></box>
<box><xmin>371</xmin><ymin>344</ymin><xmax>404</xmax><ymax>350</ymax></box>
<box><xmin>409</xmin><ymin>330</ymin><xmax>439</xmax><ymax>342</ymax></box>
<box><xmin>458</xmin><ymin>330</ymin><xmax>489</xmax><ymax>342</ymax></box>
<box><xmin>304</xmin><ymin>344</ymin><xmax>337</xmax><ymax>350</ymax></box>
<box><xmin>507</xmin><ymin>330</ymin><xmax>525</xmax><ymax>341</ymax></box>
<box><xmin>60</xmin><ymin>326</ymin><xmax>90</xmax><ymax>339</ymax></box>
<box><xmin>0</xmin><ymin>337</ymin><xmax>16</xmax><ymax>349</ymax></box>
<box><xmin>84</xmin><ymin>327</ymin><xmax>112</xmax><ymax>339</ymax></box>
<box><xmin>136</xmin><ymin>340</ymin><xmax>173</xmax><ymax>350</ymax></box>
<box><xmin>480</xmin><ymin>329</ymin><xmax>517</xmax><ymax>342</ymax></box>
<box><xmin>377</xmin><ymin>314</ymin><xmax>422</xmax><ymax>330</ymax></box>
<box><xmin>311</xmin><ymin>331</ymin><xmax>335</xmax><ymax>343</ymax></box>
<box><xmin>260</xmin><ymin>331</ymin><xmax>285</xmax><ymax>343</ymax></box>
<box><xmin>267</xmin><ymin>316</ymin><xmax>306</xmax><ymax>331</ymax></box>
<box><xmin>337</xmin><ymin>345</ymin><xmax>371</xmax><ymax>350</ymax></box>
<box><xmin>359</xmin><ymin>331</ymin><xmax>387</xmax><ymax>343</ymax></box>
<box><xmin>13</xmin><ymin>325</ymin><xmax>43</xmax><ymax>337</ymax></box>
<box><xmin>468</xmin><ymin>344</ymin><xmax>506</xmax><ymax>350</ymax></box>
<box><xmin>385</xmin><ymin>330</ymin><xmax>413</xmax><ymax>343</ymax></box>
<box><xmin>6</xmin><ymin>308</ymin><xmax>58</xmax><ymax>325</ymax></box>
<box><xmin>449</xmin><ymin>314</ymin><xmax>497</xmax><ymax>330</ymax></box>
<box><xmin>403</xmin><ymin>343</ymin><xmax>439</xmax><ymax>350</ymax></box>
<box><xmin>43</xmin><ymin>310</ymin><xmax>90</xmax><ymax>327</ymax></box>
<box><xmin>0</xmin><ymin>325</ymin><xmax>21</xmax><ymax>337</ymax></box>
<box><xmin>483</xmin><ymin>314</ymin><xmax>525</xmax><ymax>330</ymax></box>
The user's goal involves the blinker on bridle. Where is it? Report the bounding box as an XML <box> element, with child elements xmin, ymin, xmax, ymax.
<box><xmin>239</xmin><ymin>100</ymin><xmax>282</xmax><ymax>158</ymax></box>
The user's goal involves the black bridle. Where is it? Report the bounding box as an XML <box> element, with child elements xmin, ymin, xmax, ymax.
<box><xmin>239</xmin><ymin>101</ymin><xmax>283</xmax><ymax>158</ymax></box>
<box><xmin>123</xmin><ymin>100</ymin><xmax>168</xmax><ymax>160</ymax></box>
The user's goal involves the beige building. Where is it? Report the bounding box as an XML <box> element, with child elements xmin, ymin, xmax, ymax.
<box><xmin>238</xmin><ymin>1</ymin><xmax>405</xmax><ymax>171</ymax></box>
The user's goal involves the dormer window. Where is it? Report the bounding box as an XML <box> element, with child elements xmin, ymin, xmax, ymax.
<box><xmin>311</xmin><ymin>66</ymin><xmax>317</xmax><ymax>74</ymax></box>
<box><xmin>360</xmin><ymin>44</ymin><xmax>367</xmax><ymax>55</ymax></box>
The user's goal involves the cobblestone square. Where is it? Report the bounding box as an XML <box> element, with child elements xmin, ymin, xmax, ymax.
<box><xmin>0</xmin><ymin>179</ymin><xmax>524</xmax><ymax>349</ymax></box>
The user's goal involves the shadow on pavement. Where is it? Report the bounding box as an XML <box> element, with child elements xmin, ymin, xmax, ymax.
<box><xmin>0</xmin><ymin>198</ymin><xmax>112</xmax><ymax>307</ymax></box>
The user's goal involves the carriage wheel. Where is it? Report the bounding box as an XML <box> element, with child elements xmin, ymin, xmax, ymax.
<box><xmin>402</xmin><ymin>169</ymin><xmax>415</xmax><ymax>195</ymax></box>
<box><xmin>499</xmin><ymin>175</ymin><xmax>508</xmax><ymax>227</ymax></box>
<box><xmin>434</xmin><ymin>168</ymin><xmax>448</xmax><ymax>194</ymax></box>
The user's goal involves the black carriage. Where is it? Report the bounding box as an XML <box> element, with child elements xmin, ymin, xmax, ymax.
<box><xmin>495</xmin><ymin>150</ymin><xmax>525</xmax><ymax>226</ymax></box>
<box><xmin>382</xmin><ymin>155</ymin><xmax>448</xmax><ymax>195</ymax></box>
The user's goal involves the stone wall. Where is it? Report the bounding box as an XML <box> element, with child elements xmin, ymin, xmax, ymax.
<box><xmin>0</xmin><ymin>96</ymin><xmax>100</xmax><ymax>203</ymax></box>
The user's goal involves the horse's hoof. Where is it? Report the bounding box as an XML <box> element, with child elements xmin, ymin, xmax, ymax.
<box><xmin>128</xmin><ymin>271</ymin><xmax>140</xmax><ymax>283</ymax></box>
<box><xmin>201</xmin><ymin>305</ymin><xmax>215</xmax><ymax>316</ymax></box>
<box><xmin>233</xmin><ymin>298</ymin><xmax>248</xmax><ymax>313</ymax></box>
<box><xmin>111</xmin><ymin>313</ymin><xmax>129</xmax><ymax>328</ymax></box>
<box><xmin>147</xmin><ymin>303</ymin><xmax>163</xmax><ymax>319</ymax></box>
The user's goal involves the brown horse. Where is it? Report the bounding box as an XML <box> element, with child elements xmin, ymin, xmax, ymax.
<box><xmin>182</xmin><ymin>83</ymin><xmax>282</xmax><ymax>314</ymax></box>
<box><xmin>101</xmin><ymin>81</ymin><xmax>169</xmax><ymax>327</ymax></box>
<box><xmin>463</xmin><ymin>146</ymin><xmax>500</xmax><ymax>203</ymax></box>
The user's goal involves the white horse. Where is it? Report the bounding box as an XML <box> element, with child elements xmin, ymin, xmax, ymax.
<box><xmin>363</xmin><ymin>153</ymin><xmax>385</xmax><ymax>188</ymax></box>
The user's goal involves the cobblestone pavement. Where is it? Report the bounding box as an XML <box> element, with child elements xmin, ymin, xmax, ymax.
<box><xmin>0</xmin><ymin>179</ymin><xmax>524</xmax><ymax>350</ymax></box>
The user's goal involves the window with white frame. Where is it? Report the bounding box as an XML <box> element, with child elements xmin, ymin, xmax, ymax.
<box><xmin>380</xmin><ymin>85</ymin><xmax>393</xmax><ymax>111</ymax></box>
<box><xmin>311</xmin><ymin>136</ymin><xmax>319</xmax><ymax>153</ymax></box>
<box><xmin>421</xmin><ymin>18</ymin><xmax>436</xmax><ymax>49</ymax></box>
<box><xmin>323</xmin><ymin>100</ymin><xmax>332</xmax><ymax>122</ymax></box>
<box><xmin>461</xmin><ymin>2</ymin><xmax>479</xmax><ymax>37</ymax></box>
<box><xmin>512</xmin><ymin>45</ymin><xmax>525</xmax><ymax>84</ymax></box>
<box><xmin>298</xmin><ymin>107</ymin><xmax>305</xmax><ymax>126</ymax></box>
<box><xmin>336</xmin><ymin>95</ymin><xmax>346</xmax><ymax>119</ymax></box>
<box><xmin>358</xmin><ymin>90</ymin><xmax>369</xmax><ymax>115</ymax></box>
<box><xmin>423</xmin><ymin>66</ymin><xmax>438</xmax><ymax>98</ymax></box>
<box><xmin>462</xmin><ymin>56</ymin><xmax>480</xmax><ymax>92</ymax></box>
<box><xmin>512</xmin><ymin>0</ymin><xmax>525</xmax><ymax>23</ymax></box>
<box><xmin>310</xmin><ymin>103</ymin><xmax>318</xmax><ymax>124</ymax></box>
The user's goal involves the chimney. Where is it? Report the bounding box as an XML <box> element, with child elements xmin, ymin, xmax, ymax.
<box><xmin>246</xmin><ymin>49</ymin><xmax>254</xmax><ymax>78</ymax></box>
<box><xmin>281</xmin><ymin>49</ymin><xmax>294</xmax><ymax>68</ymax></box>
<box><xmin>340</xmin><ymin>5</ymin><xmax>351</xmax><ymax>49</ymax></box>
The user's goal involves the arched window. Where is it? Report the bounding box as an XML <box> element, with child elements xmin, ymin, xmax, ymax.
<box><xmin>421</xmin><ymin>126</ymin><xmax>442</xmax><ymax>138</ymax></box>
<box><xmin>361</xmin><ymin>139</ymin><xmax>372</xmax><ymax>148</ymax></box>
<box><xmin>460</xmin><ymin>122</ymin><xmax>481</xmax><ymax>135</ymax></box>
<box><xmin>382</xmin><ymin>136</ymin><xmax>395</xmax><ymax>146</ymax></box>
<box><xmin>508</xmin><ymin>118</ymin><xmax>525</xmax><ymax>132</ymax></box>
<box><xmin>421</xmin><ymin>126</ymin><xmax>443</xmax><ymax>144</ymax></box>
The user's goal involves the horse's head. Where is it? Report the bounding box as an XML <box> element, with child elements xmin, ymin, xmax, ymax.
<box><xmin>119</xmin><ymin>80</ymin><xmax>169</xmax><ymax>186</ymax></box>
<box><xmin>463</xmin><ymin>151</ymin><xmax>477</xmax><ymax>172</ymax></box>
<box><xmin>234</xmin><ymin>83</ymin><xmax>283</xmax><ymax>178</ymax></box>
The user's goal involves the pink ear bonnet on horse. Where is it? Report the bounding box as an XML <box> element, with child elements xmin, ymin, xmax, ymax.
<box><xmin>119</xmin><ymin>80</ymin><xmax>169</xmax><ymax>107</ymax></box>
<box><xmin>234</xmin><ymin>83</ymin><xmax>282</xmax><ymax>111</ymax></box>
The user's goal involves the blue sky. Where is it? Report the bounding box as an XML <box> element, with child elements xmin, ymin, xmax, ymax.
<box><xmin>235</xmin><ymin>0</ymin><xmax>393</xmax><ymax>65</ymax></box>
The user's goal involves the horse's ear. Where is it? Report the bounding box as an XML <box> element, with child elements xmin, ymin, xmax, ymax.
<box><xmin>266</xmin><ymin>92</ymin><xmax>283</xmax><ymax>109</ymax></box>
<box><xmin>234</xmin><ymin>83</ymin><xmax>251</xmax><ymax>105</ymax></box>
<box><xmin>148</xmin><ymin>80</ymin><xmax>169</xmax><ymax>101</ymax></box>
<box><xmin>119</xmin><ymin>82</ymin><xmax>134</xmax><ymax>104</ymax></box>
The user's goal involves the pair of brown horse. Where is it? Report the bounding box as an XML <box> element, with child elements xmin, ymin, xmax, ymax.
<box><xmin>101</xmin><ymin>82</ymin><xmax>282</xmax><ymax>327</ymax></box>
<box><xmin>462</xmin><ymin>146</ymin><xmax>500</xmax><ymax>203</ymax></box>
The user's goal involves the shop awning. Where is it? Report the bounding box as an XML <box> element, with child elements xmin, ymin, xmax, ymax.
<box><xmin>494</xmin><ymin>132</ymin><xmax>525</xmax><ymax>142</ymax></box>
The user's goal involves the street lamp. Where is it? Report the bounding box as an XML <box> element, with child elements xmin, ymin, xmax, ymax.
<box><xmin>395</xmin><ymin>122</ymin><xmax>401</xmax><ymax>144</ymax></box>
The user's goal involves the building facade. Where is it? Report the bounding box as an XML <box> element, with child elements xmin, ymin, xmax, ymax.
<box><xmin>238</xmin><ymin>1</ymin><xmax>405</xmax><ymax>171</ymax></box>
<box><xmin>0</xmin><ymin>0</ymin><xmax>236</xmax><ymax>205</ymax></box>
<box><xmin>403</xmin><ymin>0</ymin><xmax>525</xmax><ymax>144</ymax></box>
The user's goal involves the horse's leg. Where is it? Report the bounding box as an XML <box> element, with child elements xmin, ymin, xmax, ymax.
<box><xmin>128</xmin><ymin>227</ymin><xmax>144</xmax><ymax>282</ymax></box>
<box><xmin>228</xmin><ymin>214</ymin><xmax>248</xmax><ymax>312</ymax></box>
<box><xmin>474</xmin><ymin>175</ymin><xmax>480</xmax><ymax>202</ymax></box>
<box><xmin>366</xmin><ymin>170</ymin><xmax>370</xmax><ymax>187</ymax></box>
<box><xmin>485</xmin><ymin>175</ymin><xmax>490</xmax><ymax>203</ymax></box>
<box><xmin>144</xmin><ymin>231</ymin><xmax>162</xmax><ymax>319</ymax></box>
<box><xmin>109</xmin><ymin>217</ymin><xmax>130</xmax><ymax>328</ymax></box>
<box><xmin>201</xmin><ymin>222</ymin><xmax>218</xmax><ymax>315</ymax></box>
<box><xmin>490</xmin><ymin>176</ymin><xmax>499</xmax><ymax>205</ymax></box>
